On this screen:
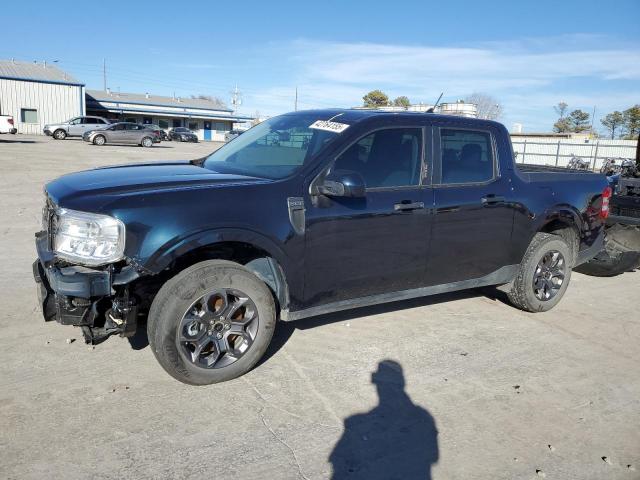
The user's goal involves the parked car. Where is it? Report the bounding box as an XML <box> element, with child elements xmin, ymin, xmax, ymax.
<box><xmin>143</xmin><ymin>124</ymin><xmax>168</xmax><ymax>141</ymax></box>
<box><xmin>34</xmin><ymin>109</ymin><xmax>609</xmax><ymax>385</ymax></box>
<box><xmin>0</xmin><ymin>115</ymin><xmax>17</xmax><ymax>134</ymax></box>
<box><xmin>44</xmin><ymin>116</ymin><xmax>111</xmax><ymax>140</ymax></box>
<box><xmin>82</xmin><ymin>122</ymin><xmax>160</xmax><ymax>147</ymax></box>
<box><xmin>169</xmin><ymin>127</ymin><xmax>198</xmax><ymax>142</ymax></box>
<box><xmin>576</xmin><ymin>140</ymin><xmax>640</xmax><ymax>277</ymax></box>
<box><xmin>224</xmin><ymin>129</ymin><xmax>244</xmax><ymax>142</ymax></box>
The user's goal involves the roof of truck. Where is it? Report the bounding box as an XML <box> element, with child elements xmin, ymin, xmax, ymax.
<box><xmin>287</xmin><ymin>108</ymin><xmax>503</xmax><ymax>128</ymax></box>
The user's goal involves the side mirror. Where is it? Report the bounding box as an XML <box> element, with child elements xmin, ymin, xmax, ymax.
<box><xmin>317</xmin><ymin>170</ymin><xmax>366</xmax><ymax>198</ymax></box>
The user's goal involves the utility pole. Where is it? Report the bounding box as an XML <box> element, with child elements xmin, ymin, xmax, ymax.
<box><xmin>230</xmin><ymin>84</ymin><xmax>242</xmax><ymax>114</ymax></box>
<box><xmin>102</xmin><ymin>58</ymin><xmax>106</xmax><ymax>91</ymax></box>
<box><xmin>294</xmin><ymin>86</ymin><xmax>298</xmax><ymax>111</ymax></box>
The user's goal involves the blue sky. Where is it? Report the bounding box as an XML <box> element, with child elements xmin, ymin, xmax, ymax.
<box><xmin>3</xmin><ymin>0</ymin><xmax>639</xmax><ymax>132</ymax></box>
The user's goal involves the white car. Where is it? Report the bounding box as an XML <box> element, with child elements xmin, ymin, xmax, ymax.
<box><xmin>43</xmin><ymin>116</ymin><xmax>111</xmax><ymax>140</ymax></box>
<box><xmin>0</xmin><ymin>115</ymin><xmax>17</xmax><ymax>134</ymax></box>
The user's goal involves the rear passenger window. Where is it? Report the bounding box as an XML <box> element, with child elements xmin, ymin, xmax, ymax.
<box><xmin>440</xmin><ymin>129</ymin><xmax>494</xmax><ymax>184</ymax></box>
<box><xmin>334</xmin><ymin>128</ymin><xmax>422</xmax><ymax>188</ymax></box>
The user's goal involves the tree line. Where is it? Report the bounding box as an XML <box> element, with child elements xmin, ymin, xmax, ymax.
<box><xmin>362</xmin><ymin>90</ymin><xmax>503</xmax><ymax>120</ymax></box>
<box><xmin>553</xmin><ymin>102</ymin><xmax>640</xmax><ymax>139</ymax></box>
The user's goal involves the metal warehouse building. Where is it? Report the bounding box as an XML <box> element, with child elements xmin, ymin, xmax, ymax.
<box><xmin>86</xmin><ymin>90</ymin><xmax>252</xmax><ymax>142</ymax></box>
<box><xmin>0</xmin><ymin>59</ymin><xmax>84</xmax><ymax>134</ymax></box>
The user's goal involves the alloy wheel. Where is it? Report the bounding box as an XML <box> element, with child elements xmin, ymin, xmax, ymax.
<box><xmin>532</xmin><ymin>250</ymin><xmax>566</xmax><ymax>301</ymax></box>
<box><xmin>176</xmin><ymin>288</ymin><xmax>259</xmax><ymax>369</ymax></box>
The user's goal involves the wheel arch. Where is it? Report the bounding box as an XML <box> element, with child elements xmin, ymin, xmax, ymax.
<box><xmin>141</xmin><ymin>229</ymin><xmax>292</xmax><ymax>311</ymax></box>
<box><xmin>537</xmin><ymin>208</ymin><xmax>582</xmax><ymax>264</ymax></box>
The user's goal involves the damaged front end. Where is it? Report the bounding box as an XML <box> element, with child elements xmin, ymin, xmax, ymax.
<box><xmin>33</xmin><ymin>198</ymin><xmax>142</xmax><ymax>344</ymax></box>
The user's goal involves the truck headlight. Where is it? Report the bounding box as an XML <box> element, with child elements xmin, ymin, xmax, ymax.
<box><xmin>52</xmin><ymin>208</ymin><xmax>125</xmax><ymax>266</ymax></box>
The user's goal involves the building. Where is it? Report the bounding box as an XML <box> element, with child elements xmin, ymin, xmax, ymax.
<box><xmin>0</xmin><ymin>59</ymin><xmax>85</xmax><ymax>134</ymax></box>
<box><xmin>86</xmin><ymin>90</ymin><xmax>252</xmax><ymax>141</ymax></box>
<box><xmin>354</xmin><ymin>100</ymin><xmax>478</xmax><ymax>117</ymax></box>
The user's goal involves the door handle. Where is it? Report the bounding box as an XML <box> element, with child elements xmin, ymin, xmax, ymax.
<box><xmin>394</xmin><ymin>201</ymin><xmax>425</xmax><ymax>211</ymax></box>
<box><xmin>481</xmin><ymin>195</ymin><xmax>505</xmax><ymax>205</ymax></box>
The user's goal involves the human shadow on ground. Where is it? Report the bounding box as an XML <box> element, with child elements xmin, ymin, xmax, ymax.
<box><xmin>329</xmin><ymin>359</ymin><xmax>439</xmax><ymax>479</ymax></box>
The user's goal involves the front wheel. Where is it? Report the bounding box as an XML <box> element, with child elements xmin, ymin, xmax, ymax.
<box><xmin>93</xmin><ymin>135</ymin><xmax>106</xmax><ymax>146</ymax></box>
<box><xmin>53</xmin><ymin>129</ymin><xmax>67</xmax><ymax>140</ymax></box>
<box><xmin>507</xmin><ymin>233</ymin><xmax>572</xmax><ymax>312</ymax></box>
<box><xmin>148</xmin><ymin>260</ymin><xmax>276</xmax><ymax>385</ymax></box>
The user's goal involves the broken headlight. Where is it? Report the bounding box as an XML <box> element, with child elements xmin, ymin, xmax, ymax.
<box><xmin>52</xmin><ymin>208</ymin><xmax>125</xmax><ymax>266</ymax></box>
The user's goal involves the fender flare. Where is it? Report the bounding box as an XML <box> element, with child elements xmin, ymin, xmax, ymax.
<box><xmin>140</xmin><ymin>227</ymin><xmax>293</xmax><ymax>308</ymax></box>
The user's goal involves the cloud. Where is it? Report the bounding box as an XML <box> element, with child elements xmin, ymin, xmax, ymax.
<box><xmin>244</xmin><ymin>35</ymin><xmax>640</xmax><ymax>132</ymax></box>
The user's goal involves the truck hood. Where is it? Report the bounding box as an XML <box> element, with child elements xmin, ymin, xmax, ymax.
<box><xmin>45</xmin><ymin>160</ymin><xmax>269</xmax><ymax>206</ymax></box>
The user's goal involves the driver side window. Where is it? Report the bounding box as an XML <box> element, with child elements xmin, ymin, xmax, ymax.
<box><xmin>333</xmin><ymin>128</ymin><xmax>422</xmax><ymax>189</ymax></box>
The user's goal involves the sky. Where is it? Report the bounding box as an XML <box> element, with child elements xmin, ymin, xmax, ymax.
<box><xmin>3</xmin><ymin>0</ymin><xmax>639</xmax><ymax>132</ymax></box>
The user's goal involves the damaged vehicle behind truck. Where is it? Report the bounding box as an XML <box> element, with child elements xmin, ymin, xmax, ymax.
<box><xmin>34</xmin><ymin>109</ymin><xmax>610</xmax><ymax>385</ymax></box>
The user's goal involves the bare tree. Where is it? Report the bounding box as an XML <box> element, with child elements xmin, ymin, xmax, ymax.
<box><xmin>554</xmin><ymin>102</ymin><xmax>569</xmax><ymax>119</ymax></box>
<box><xmin>465</xmin><ymin>92</ymin><xmax>503</xmax><ymax>120</ymax></box>
<box><xmin>191</xmin><ymin>94</ymin><xmax>226</xmax><ymax>106</ymax></box>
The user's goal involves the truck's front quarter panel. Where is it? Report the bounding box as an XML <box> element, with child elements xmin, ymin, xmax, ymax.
<box><xmin>33</xmin><ymin>175</ymin><xmax>303</xmax><ymax>343</ymax></box>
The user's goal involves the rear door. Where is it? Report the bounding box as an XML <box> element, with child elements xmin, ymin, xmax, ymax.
<box><xmin>304</xmin><ymin>124</ymin><xmax>434</xmax><ymax>306</ymax></box>
<box><xmin>426</xmin><ymin>124</ymin><xmax>514</xmax><ymax>286</ymax></box>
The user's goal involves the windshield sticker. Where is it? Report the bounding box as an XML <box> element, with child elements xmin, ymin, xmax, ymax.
<box><xmin>309</xmin><ymin>120</ymin><xmax>350</xmax><ymax>133</ymax></box>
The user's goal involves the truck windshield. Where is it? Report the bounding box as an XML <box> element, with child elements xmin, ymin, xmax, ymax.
<box><xmin>203</xmin><ymin>113</ymin><xmax>340</xmax><ymax>179</ymax></box>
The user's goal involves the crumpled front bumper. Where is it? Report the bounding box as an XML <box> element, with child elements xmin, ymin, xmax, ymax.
<box><xmin>33</xmin><ymin>229</ymin><xmax>140</xmax><ymax>342</ymax></box>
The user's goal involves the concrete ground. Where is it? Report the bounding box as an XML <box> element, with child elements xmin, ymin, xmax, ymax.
<box><xmin>0</xmin><ymin>134</ymin><xmax>639</xmax><ymax>480</ymax></box>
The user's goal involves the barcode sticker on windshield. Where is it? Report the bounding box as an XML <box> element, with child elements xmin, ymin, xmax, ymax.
<box><xmin>309</xmin><ymin>120</ymin><xmax>350</xmax><ymax>133</ymax></box>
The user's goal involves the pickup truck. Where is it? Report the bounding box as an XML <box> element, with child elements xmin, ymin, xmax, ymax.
<box><xmin>33</xmin><ymin>109</ymin><xmax>610</xmax><ymax>385</ymax></box>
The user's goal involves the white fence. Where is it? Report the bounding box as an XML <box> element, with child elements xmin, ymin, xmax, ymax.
<box><xmin>510</xmin><ymin>138</ymin><xmax>637</xmax><ymax>171</ymax></box>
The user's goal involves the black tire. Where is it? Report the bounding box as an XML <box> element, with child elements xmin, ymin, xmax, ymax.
<box><xmin>53</xmin><ymin>129</ymin><xmax>67</xmax><ymax>140</ymax></box>
<box><xmin>575</xmin><ymin>224</ymin><xmax>640</xmax><ymax>277</ymax></box>
<box><xmin>93</xmin><ymin>135</ymin><xmax>106</xmax><ymax>146</ymax></box>
<box><xmin>141</xmin><ymin>136</ymin><xmax>153</xmax><ymax>148</ymax></box>
<box><xmin>148</xmin><ymin>260</ymin><xmax>276</xmax><ymax>385</ymax></box>
<box><xmin>507</xmin><ymin>233</ymin><xmax>572</xmax><ymax>312</ymax></box>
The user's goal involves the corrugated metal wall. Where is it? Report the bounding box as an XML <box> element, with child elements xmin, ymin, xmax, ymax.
<box><xmin>510</xmin><ymin>137</ymin><xmax>637</xmax><ymax>170</ymax></box>
<box><xmin>0</xmin><ymin>79</ymin><xmax>83</xmax><ymax>134</ymax></box>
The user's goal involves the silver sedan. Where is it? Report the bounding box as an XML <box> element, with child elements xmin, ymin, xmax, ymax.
<box><xmin>83</xmin><ymin>122</ymin><xmax>160</xmax><ymax>147</ymax></box>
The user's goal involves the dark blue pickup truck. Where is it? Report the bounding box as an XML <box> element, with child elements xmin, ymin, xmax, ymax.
<box><xmin>34</xmin><ymin>109</ymin><xmax>610</xmax><ymax>384</ymax></box>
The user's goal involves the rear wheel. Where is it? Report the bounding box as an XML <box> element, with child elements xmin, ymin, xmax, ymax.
<box><xmin>93</xmin><ymin>135</ymin><xmax>106</xmax><ymax>146</ymax></box>
<box><xmin>53</xmin><ymin>129</ymin><xmax>66</xmax><ymax>140</ymax></box>
<box><xmin>508</xmin><ymin>233</ymin><xmax>572</xmax><ymax>312</ymax></box>
<box><xmin>148</xmin><ymin>260</ymin><xmax>276</xmax><ymax>385</ymax></box>
<box><xmin>141</xmin><ymin>136</ymin><xmax>153</xmax><ymax>148</ymax></box>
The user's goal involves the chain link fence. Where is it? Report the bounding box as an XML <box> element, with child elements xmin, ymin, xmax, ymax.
<box><xmin>510</xmin><ymin>138</ymin><xmax>637</xmax><ymax>171</ymax></box>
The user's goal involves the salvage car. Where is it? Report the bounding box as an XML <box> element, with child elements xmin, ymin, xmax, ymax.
<box><xmin>576</xmin><ymin>141</ymin><xmax>640</xmax><ymax>276</ymax></box>
<box><xmin>144</xmin><ymin>124</ymin><xmax>169</xmax><ymax>141</ymax></box>
<box><xmin>34</xmin><ymin>109</ymin><xmax>609</xmax><ymax>385</ymax></box>
<box><xmin>44</xmin><ymin>116</ymin><xmax>111</xmax><ymax>140</ymax></box>
<box><xmin>169</xmin><ymin>127</ymin><xmax>198</xmax><ymax>142</ymax></box>
<box><xmin>0</xmin><ymin>114</ymin><xmax>17</xmax><ymax>134</ymax></box>
<box><xmin>83</xmin><ymin>122</ymin><xmax>160</xmax><ymax>147</ymax></box>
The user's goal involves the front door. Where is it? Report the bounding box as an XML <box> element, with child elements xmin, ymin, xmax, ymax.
<box><xmin>304</xmin><ymin>126</ymin><xmax>433</xmax><ymax>307</ymax></box>
<box><xmin>67</xmin><ymin>117</ymin><xmax>84</xmax><ymax>136</ymax></box>
<box><xmin>427</xmin><ymin>125</ymin><xmax>514</xmax><ymax>286</ymax></box>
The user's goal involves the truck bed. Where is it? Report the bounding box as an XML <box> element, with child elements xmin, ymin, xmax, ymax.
<box><xmin>516</xmin><ymin>163</ymin><xmax>604</xmax><ymax>184</ymax></box>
